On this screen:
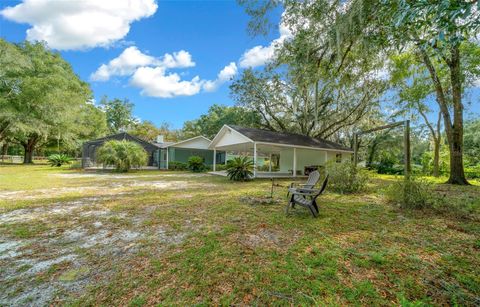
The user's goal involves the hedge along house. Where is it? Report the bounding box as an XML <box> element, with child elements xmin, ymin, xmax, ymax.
<box><xmin>81</xmin><ymin>132</ymin><xmax>163</xmax><ymax>168</ymax></box>
<box><xmin>209</xmin><ymin>125</ymin><xmax>354</xmax><ymax>178</ymax></box>
<box><xmin>157</xmin><ymin>136</ymin><xmax>225</xmax><ymax>169</ymax></box>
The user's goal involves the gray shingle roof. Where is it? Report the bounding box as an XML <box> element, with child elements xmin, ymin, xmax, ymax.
<box><xmin>83</xmin><ymin>132</ymin><xmax>166</xmax><ymax>150</ymax></box>
<box><xmin>228</xmin><ymin>125</ymin><xmax>353</xmax><ymax>152</ymax></box>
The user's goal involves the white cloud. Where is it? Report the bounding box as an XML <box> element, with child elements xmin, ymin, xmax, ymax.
<box><xmin>160</xmin><ymin>50</ymin><xmax>195</xmax><ymax>69</ymax></box>
<box><xmin>239</xmin><ymin>17</ymin><xmax>293</xmax><ymax>68</ymax></box>
<box><xmin>92</xmin><ymin>45</ymin><xmax>236</xmax><ymax>98</ymax></box>
<box><xmin>91</xmin><ymin>47</ymin><xmax>195</xmax><ymax>81</ymax></box>
<box><xmin>474</xmin><ymin>78</ymin><xmax>480</xmax><ymax>88</ymax></box>
<box><xmin>131</xmin><ymin>67</ymin><xmax>203</xmax><ymax>98</ymax></box>
<box><xmin>91</xmin><ymin>46</ymin><xmax>157</xmax><ymax>81</ymax></box>
<box><xmin>0</xmin><ymin>0</ymin><xmax>158</xmax><ymax>50</ymax></box>
<box><xmin>203</xmin><ymin>62</ymin><xmax>238</xmax><ymax>92</ymax></box>
<box><xmin>239</xmin><ymin>45</ymin><xmax>275</xmax><ymax>69</ymax></box>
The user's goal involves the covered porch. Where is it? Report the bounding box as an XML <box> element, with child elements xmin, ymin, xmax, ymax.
<box><xmin>211</xmin><ymin>141</ymin><xmax>339</xmax><ymax>178</ymax></box>
<box><xmin>209</xmin><ymin>125</ymin><xmax>353</xmax><ymax>178</ymax></box>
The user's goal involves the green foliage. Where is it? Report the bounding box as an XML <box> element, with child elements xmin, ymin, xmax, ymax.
<box><xmin>47</xmin><ymin>154</ymin><xmax>72</xmax><ymax>167</ymax></box>
<box><xmin>376</xmin><ymin>152</ymin><xmax>400</xmax><ymax>174</ymax></box>
<box><xmin>326</xmin><ymin>161</ymin><xmax>369</xmax><ymax>194</ymax></box>
<box><xmin>385</xmin><ymin>177</ymin><xmax>433</xmax><ymax>210</ymax></box>
<box><xmin>129</xmin><ymin>121</ymin><xmax>179</xmax><ymax>143</ymax></box>
<box><xmin>0</xmin><ymin>40</ymin><xmax>93</xmax><ymax>163</ymax></box>
<box><xmin>168</xmin><ymin>161</ymin><xmax>188</xmax><ymax>171</ymax></box>
<box><xmin>464</xmin><ymin>119</ymin><xmax>480</xmax><ymax>166</ymax></box>
<box><xmin>230</xmin><ymin>66</ymin><xmax>383</xmax><ymax>139</ymax></box>
<box><xmin>181</xmin><ymin>104</ymin><xmax>262</xmax><ymax>139</ymax></box>
<box><xmin>69</xmin><ymin>160</ymin><xmax>82</xmax><ymax>169</ymax></box>
<box><xmin>187</xmin><ymin>156</ymin><xmax>205</xmax><ymax>172</ymax></box>
<box><xmin>386</xmin><ymin>176</ymin><xmax>480</xmax><ymax>220</ymax></box>
<box><xmin>214</xmin><ymin>164</ymin><xmax>228</xmax><ymax>171</ymax></box>
<box><xmin>465</xmin><ymin>165</ymin><xmax>480</xmax><ymax>179</ymax></box>
<box><xmin>128</xmin><ymin>120</ymin><xmax>159</xmax><ymax>142</ymax></box>
<box><xmin>96</xmin><ymin>140</ymin><xmax>147</xmax><ymax>172</ymax></box>
<box><xmin>420</xmin><ymin>149</ymin><xmax>449</xmax><ymax>176</ymax></box>
<box><xmin>100</xmin><ymin>96</ymin><xmax>136</xmax><ymax>134</ymax></box>
<box><xmin>226</xmin><ymin>156</ymin><xmax>254</xmax><ymax>181</ymax></box>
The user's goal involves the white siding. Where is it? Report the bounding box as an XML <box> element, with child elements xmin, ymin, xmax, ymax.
<box><xmin>215</xmin><ymin>129</ymin><xmax>251</xmax><ymax>147</ymax></box>
<box><xmin>172</xmin><ymin>137</ymin><xmax>211</xmax><ymax>149</ymax></box>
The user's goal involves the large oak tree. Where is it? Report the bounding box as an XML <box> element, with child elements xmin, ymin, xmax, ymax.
<box><xmin>241</xmin><ymin>0</ymin><xmax>480</xmax><ymax>184</ymax></box>
<box><xmin>1</xmin><ymin>40</ymin><xmax>92</xmax><ymax>163</ymax></box>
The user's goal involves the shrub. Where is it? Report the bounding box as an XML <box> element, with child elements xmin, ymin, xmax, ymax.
<box><xmin>187</xmin><ymin>156</ymin><xmax>205</xmax><ymax>172</ymax></box>
<box><xmin>465</xmin><ymin>165</ymin><xmax>480</xmax><ymax>179</ymax></box>
<box><xmin>326</xmin><ymin>160</ymin><xmax>369</xmax><ymax>194</ymax></box>
<box><xmin>215</xmin><ymin>164</ymin><xmax>228</xmax><ymax>171</ymax></box>
<box><xmin>420</xmin><ymin>150</ymin><xmax>450</xmax><ymax>176</ymax></box>
<box><xmin>48</xmin><ymin>154</ymin><xmax>72</xmax><ymax>167</ymax></box>
<box><xmin>96</xmin><ymin>140</ymin><xmax>148</xmax><ymax>172</ymax></box>
<box><xmin>226</xmin><ymin>156</ymin><xmax>254</xmax><ymax>181</ymax></box>
<box><xmin>69</xmin><ymin>160</ymin><xmax>82</xmax><ymax>169</ymax></box>
<box><xmin>169</xmin><ymin>161</ymin><xmax>188</xmax><ymax>171</ymax></box>
<box><xmin>385</xmin><ymin>177</ymin><xmax>432</xmax><ymax>209</ymax></box>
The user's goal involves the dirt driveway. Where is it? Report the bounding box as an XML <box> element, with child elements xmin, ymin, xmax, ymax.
<box><xmin>0</xmin><ymin>171</ymin><xmax>209</xmax><ymax>306</ymax></box>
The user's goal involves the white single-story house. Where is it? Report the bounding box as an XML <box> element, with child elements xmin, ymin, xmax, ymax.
<box><xmin>209</xmin><ymin>125</ymin><xmax>353</xmax><ymax>178</ymax></box>
<box><xmin>82</xmin><ymin>126</ymin><xmax>353</xmax><ymax>176</ymax></box>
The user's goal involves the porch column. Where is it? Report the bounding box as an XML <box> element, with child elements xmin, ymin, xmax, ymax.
<box><xmin>213</xmin><ymin>148</ymin><xmax>216</xmax><ymax>171</ymax></box>
<box><xmin>166</xmin><ymin>148</ymin><xmax>169</xmax><ymax>170</ymax></box>
<box><xmin>269</xmin><ymin>153</ymin><xmax>272</xmax><ymax>172</ymax></box>
<box><xmin>253</xmin><ymin>142</ymin><xmax>257</xmax><ymax>178</ymax></box>
<box><xmin>293</xmin><ymin>147</ymin><xmax>297</xmax><ymax>177</ymax></box>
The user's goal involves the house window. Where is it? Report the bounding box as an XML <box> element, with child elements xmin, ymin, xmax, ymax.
<box><xmin>336</xmin><ymin>153</ymin><xmax>342</xmax><ymax>163</ymax></box>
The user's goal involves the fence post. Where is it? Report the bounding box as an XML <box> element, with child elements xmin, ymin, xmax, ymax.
<box><xmin>404</xmin><ymin>120</ymin><xmax>411</xmax><ymax>179</ymax></box>
<box><xmin>353</xmin><ymin>133</ymin><xmax>358</xmax><ymax>167</ymax></box>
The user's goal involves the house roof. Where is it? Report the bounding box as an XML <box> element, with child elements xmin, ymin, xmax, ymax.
<box><xmin>83</xmin><ymin>133</ymin><xmax>211</xmax><ymax>150</ymax></box>
<box><xmin>227</xmin><ymin>125</ymin><xmax>353</xmax><ymax>152</ymax></box>
<box><xmin>156</xmin><ymin>142</ymin><xmax>175</xmax><ymax>148</ymax></box>
<box><xmin>83</xmin><ymin>132</ymin><xmax>163</xmax><ymax>150</ymax></box>
<box><xmin>167</xmin><ymin>136</ymin><xmax>211</xmax><ymax>149</ymax></box>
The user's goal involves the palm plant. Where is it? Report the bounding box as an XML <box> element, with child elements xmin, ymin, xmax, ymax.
<box><xmin>226</xmin><ymin>156</ymin><xmax>254</xmax><ymax>181</ymax></box>
<box><xmin>96</xmin><ymin>140</ymin><xmax>147</xmax><ymax>172</ymax></box>
<box><xmin>187</xmin><ymin>155</ymin><xmax>206</xmax><ymax>172</ymax></box>
<box><xmin>48</xmin><ymin>154</ymin><xmax>72</xmax><ymax>167</ymax></box>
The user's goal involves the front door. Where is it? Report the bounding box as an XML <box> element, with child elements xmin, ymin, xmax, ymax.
<box><xmin>159</xmin><ymin>149</ymin><xmax>168</xmax><ymax>169</ymax></box>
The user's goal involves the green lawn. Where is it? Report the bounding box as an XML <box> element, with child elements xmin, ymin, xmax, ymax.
<box><xmin>0</xmin><ymin>165</ymin><xmax>479</xmax><ymax>305</ymax></box>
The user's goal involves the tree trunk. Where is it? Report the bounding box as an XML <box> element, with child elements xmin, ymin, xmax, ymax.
<box><xmin>432</xmin><ymin>112</ymin><xmax>442</xmax><ymax>177</ymax></box>
<box><xmin>1</xmin><ymin>142</ymin><xmax>8</xmax><ymax>162</ymax></box>
<box><xmin>446</xmin><ymin>124</ymin><xmax>469</xmax><ymax>184</ymax></box>
<box><xmin>417</xmin><ymin>105</ymin><xmax>442</xmax><ymax>177</ymax></box>
<box><xmin>417</xmin><ymin>45</ymin><xmax>469</xmax><ymax>185</ymax></box>
<box><xmin>23</xmin><ymin>148</ymin><xmax>33</xmax><ymax>164</ymax></box>
<box><xmin>446</xmin><ymin>45</ymin><xmax>469</xmax><ymax>185</ymax></box>
<box><xmin>366</xmin><ymin>141</ymin><xmax>378</xmax><ymax>168</ymax></box>
<box><xmin>22</xmin><ymin>137</ymin><xmax>38</xmax><ymax>164</ymax></box>
<box><xmin>432</xmin><ymin>137</ymin><xmax>440</xmax><ymax>177</ymax></box>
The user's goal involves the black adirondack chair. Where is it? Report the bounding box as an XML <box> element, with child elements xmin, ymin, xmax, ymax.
<box><xmin>287</xmin><ymin>170</ymin><xmax>320</xmax><ymax>198</ymax></box>
<box><xmin>286</xmin><ymin>175</ymin><xmax>329</xmax><ymax>217</ymax></box>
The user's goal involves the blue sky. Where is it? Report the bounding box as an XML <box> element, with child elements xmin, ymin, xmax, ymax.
<box><xmin>1</xmin><ymin>0</ymin><xmax>478</xmax><ymax>131</ymax></box>
<box><xmin>0</xmin><ymin>0</ymin><xmax>283</xmax><ymax>129</ymax></box>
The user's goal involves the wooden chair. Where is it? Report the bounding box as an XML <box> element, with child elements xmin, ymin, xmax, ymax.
<box><xmin>286</xmin><ymin>175</ymin><xmax>329</xmax><ymax>217</ymax></box>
